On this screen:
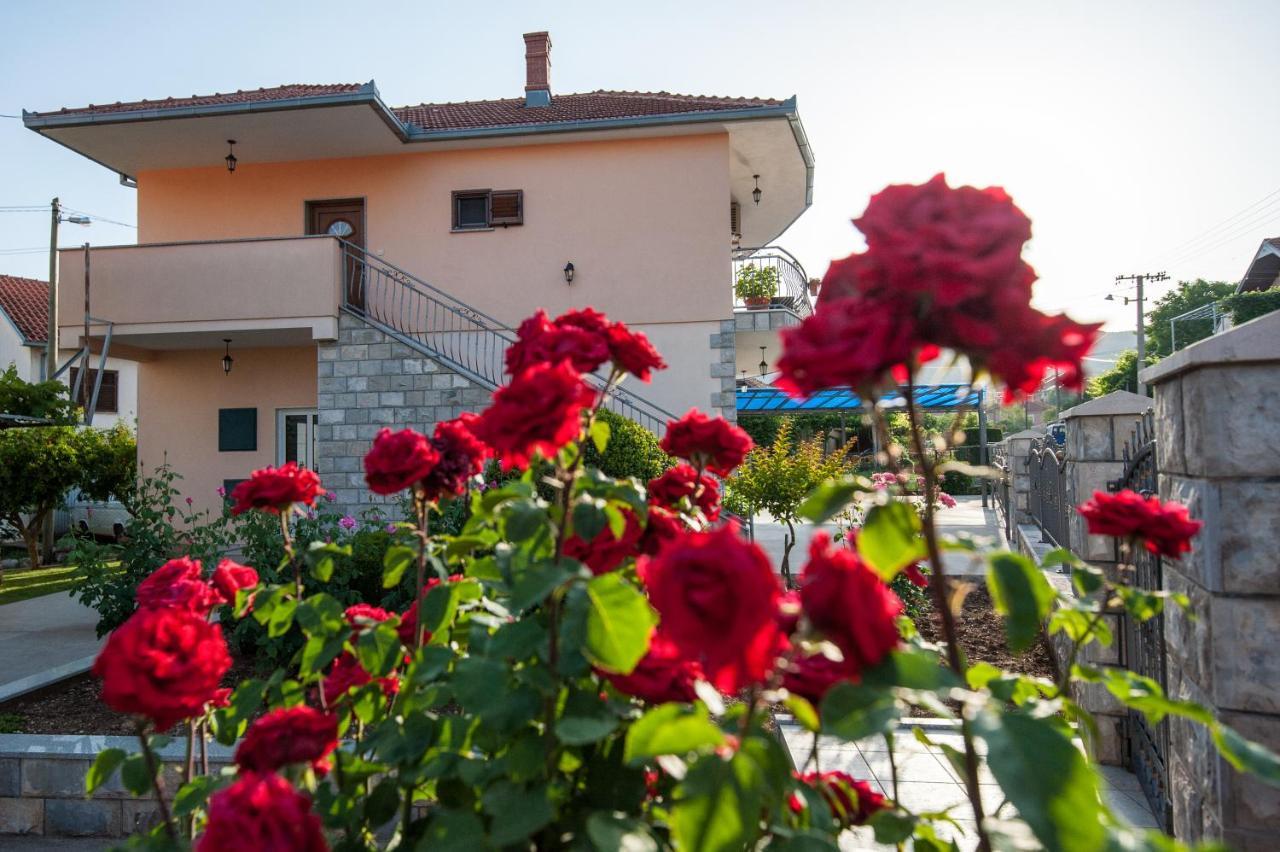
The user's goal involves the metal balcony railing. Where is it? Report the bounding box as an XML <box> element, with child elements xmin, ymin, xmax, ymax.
<box><xmin>732</xmin><ymin>246</ymin><xmax>813</xmax><ymax>317</ymax></box>
<box><xmin>338</xmin><ymin>241</ymin><xmax>676</xmax><ymax>435</ymax></box>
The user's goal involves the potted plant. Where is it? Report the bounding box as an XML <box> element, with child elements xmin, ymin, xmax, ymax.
<box><xmin>735</xmin><ymin>263</ymin><xmax>779</xmax><ymax>308</ymax></box>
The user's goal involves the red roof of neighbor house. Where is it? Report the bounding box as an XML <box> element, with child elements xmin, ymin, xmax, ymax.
<box><xmin>29</xmin><ymin>83</ymin><xmax>788</xmax><ymax>131</ymax></box>
<box><xmin>392</xmin><ymin>90</ymin><xmax>787</xmax><ymax>130</ymax></box>
<box><xmin>0</xmin><ymin>275</ymin><xmax>48</xmax><ymax>344</ymax></box>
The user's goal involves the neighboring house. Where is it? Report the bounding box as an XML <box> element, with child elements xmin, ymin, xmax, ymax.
<box><xmin>0</xmin><ymin>273</ymin><xmax>137</xmax><ymax>426</ymax></box>
<box><xmin>24</xmin><ymin>31</ymin><xmax>814</xmax><ymax>512</ymax></box>
<box><xmin>1235</xmin><ymin>236</ymin><xmax>1280</xmax><ymax>294</ymax></box>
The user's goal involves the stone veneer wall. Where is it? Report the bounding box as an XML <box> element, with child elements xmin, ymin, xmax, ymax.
<box><xmin>1141</xmin><ymin>311</ymin><xmax>1280</xmax><ymax>850</ymax></box>
<box><xmin>316</xmin><ymin>313</ymin><xmax>493</xmax><ymax>515</ymax></box>
<box><xmin>0</xmin><ymin>734</ymin><xmax>232</xmax><ymax>839</ymax></box>
<box><xmin>710</xmin><ymin>318</ymin><xmax>738</xmax><ymax>422</ymax></box>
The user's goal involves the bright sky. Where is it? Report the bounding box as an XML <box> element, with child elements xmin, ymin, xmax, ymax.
<box><xmin>2</xmin><ymin>1</ymin><xmax>1278</xmax><ymax>331</ymax></box>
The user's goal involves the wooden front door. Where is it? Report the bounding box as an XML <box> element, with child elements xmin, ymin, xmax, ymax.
<box><xmin>307</xmin><ymin>199</ymin><xmax>365</xmax><ymax>309</ymax></box>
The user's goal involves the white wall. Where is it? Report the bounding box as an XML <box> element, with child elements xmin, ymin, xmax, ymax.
<box><xmin>55</xmin><ymin>347</ymin><xmax>139</xmax><ymax>427</ymax></box>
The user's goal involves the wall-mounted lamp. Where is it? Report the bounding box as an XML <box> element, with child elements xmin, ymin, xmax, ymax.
<box><xmin>758</xmin><ymin>345</ymin><xmax>768</xmax><ymax>376</ymax></box>
<box><xmin>225</xmin><ymin>140</ymin><xmax>238</xmax><ymax>173</ymax></box>
<box><xmin>221</xmin><ymin>339</ymin><xmax>234</xmax><ymax>375</ymax></box>
<box><xmin>563</xmin><ymin>261</ymin><xmax>575</xmax><ymax>284</ymax></box>
<box><xmin>752</xmin><ymin>174</ymin><xmax>762</xmax><ymax>206</ymax></box>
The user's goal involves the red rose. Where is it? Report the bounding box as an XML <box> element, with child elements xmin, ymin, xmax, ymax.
<box><xmin>1077</xmin><ymin>490</ymin><xmax>1201</xmax><ymax>558</ymax></box>
<box><xmin>606</xmin><ymin>323</ymin><xmax>667</xmax><ymax>382</ymax></box>
<box><xmin>776</xmin><ymin>297</ymin><xmax>939</xmax><ymax>396</ymax></box>
<box><xmin>197</xmin><ymin>771</ymin><xmax>327</xmax><ymax>852</ymax></box>
<box><xmin>363</xmin><ymin>428</ymin><xmax>440</xmax><ymax>496</ymax></box>
<box><xmin>603</xmin><ymin>632</ymin><xmax>704</xmax><ymax>704</ymax></box>
<box><xmin>93</xmin><ymin>607</ymin><xmax>231</xmax><ymax>731</ymax></box>
<box><xmin>639</xmin><ymin>505</ymin><xmax>684</xmax><ymax>556</ymax></box>
<box><xmin>231</xmin><ymin>462</ymin><xmax>324</xmax><ymax>515</ymax></box>
<box><xmin>638</xmin><ymin>524</ymin><xmax>786</xmax><ymax>691</ymax></box>
<box><xmin>648</xmin><ymin>464</ymin><xmax>720</xmax><ymax>520</ymax></box>
<box><xmin>234</xmin><ymin>706</ymin><xmax>339</xmax><ymax>775</ymax></box>
<box><xmin>564</xmin><ymin>510</ymin><xmax>644</xmax><ymax>575</ymax></box>
<box><xmin>345</xmin><ymin>603</ymin><xmax>392</xmax><ymax>632</ymax></box>
<box><xmin>902</xmin><ymin>562</ymin><xmax>929</xmax><ymax>587</ymax></box>
<box><xmin>505</xmin><ymin>308</ymin><xmax>612</xmax><ymax>376</ymax></box>
<box><xmin>321</xmin><ymin>652</ymin><xmax>398</xmax><ymax>707</ymax></box>
<box><xmin>775</xmin><ymin>590</ymin><xmax>802</xmax><ymax>635</ymax></box>
<box><xmin>799</xmin><ymin>534</ymin><xmax>901</xmax><ymax>677</ymax></box>
<box><xmin>474</xmin><ymin>360</ymin><xmax>596</xmax><ymax>469</ymax></box>
<box><xmin>782</xmin><ymin>650</ymin><xmax>854</xmax><ymax>706</ymax></box>
<box><xmin>659</xmin><ymin>410</ymin><xmax>753</xmax><ymax>476</ymax></box>
<box><xmin>135</xmin><ymin>557</ymin><xmax>222</xmax><ymax>615</ymax></box>
<box><xmin>211</xmin><ymin>559</ymin><xmax>258</xmax><ymax>605</ymax></box>
<box><xmin>793</xmin><ymin>770</ymin><xmax>887</xmax><ymax>827</ymax></box>
<box><xmin>421</xmin><ymin>413</ymin><xmax>491</xmax><ymax>502</ymax></box>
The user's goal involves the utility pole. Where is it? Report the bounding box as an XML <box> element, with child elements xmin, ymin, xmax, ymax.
<box><xmin>1113</xmin><ymin>271</ymin><xmax>1168</xmax><ymax>397</ymax></box>
<box><xmin>46</xmin><ymin>198</ymin><xmax>60</xmax><ymax>381</ymax></box>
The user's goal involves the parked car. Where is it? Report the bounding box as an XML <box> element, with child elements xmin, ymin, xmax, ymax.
<box><xmin>1047</xmin><ymin>420</ymin><xmax>1066</xmax><ymax>447</ymax></box>
<box><xmin>65</xmin><ymin>490</ymin><xmax>130</xmax><ymax>542</ymax></box>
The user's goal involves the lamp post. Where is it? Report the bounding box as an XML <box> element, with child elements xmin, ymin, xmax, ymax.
<box><xmin>45</xmin><ymin>198</ymin><xmax>91</xmax><ymax>380</ymax></box>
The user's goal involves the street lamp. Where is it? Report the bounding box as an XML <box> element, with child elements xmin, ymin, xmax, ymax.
<box><xmin>222</xmin><ymin>339</ymin><xmax>234</xmax><ymax>376</ymax></box>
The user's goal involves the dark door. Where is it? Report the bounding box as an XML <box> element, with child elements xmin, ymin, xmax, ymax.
<box><xmin>307</xmin><ymin>199</ymin><xmax>365</xmax><ymax>309</ymax></box>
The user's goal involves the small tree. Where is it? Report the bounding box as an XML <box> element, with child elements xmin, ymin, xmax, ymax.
<box><xmin>0</xmin><ymin>426</ymin><xmax>84</xmax><ymax>574</ymax></box>
<box><xmin>1146</xmin><ymin>278</ymin><xmax>1235</xmax><ymax>356</ymax></box>
<box><xmin>0</xmin><ymin>364</ymin><xmax>79</xmax><ymax>423</ymax></box>
<box><xmin>76</xmin><ymin>422</ymin><xmax>138</xmax><ymax>510</ymax></box>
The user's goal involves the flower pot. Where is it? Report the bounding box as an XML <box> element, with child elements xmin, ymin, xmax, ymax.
<box><xmin>744</xmin><ymin>296</ymin><xmax>771</xmax><ymax>310</ymax></box>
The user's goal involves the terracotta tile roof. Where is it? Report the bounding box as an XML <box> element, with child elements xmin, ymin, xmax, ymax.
<box><xmin>392</xmin><ymin>90</ymin><xmax>787</xmax><ymax>131</ymax></box>
<box><xmin>0</xmin><ymin>275</ymin><xmax>49</xmax><ymax>344</ymax></box>
<box><xmin>31</xmin><ymin>84</ymin><xmax>787</xmax><ymax>130</ymax></box>
<box><xmin>29</xmin><ymin>83</ymin><xmax>366</xmax><ymax>118</ymax></box>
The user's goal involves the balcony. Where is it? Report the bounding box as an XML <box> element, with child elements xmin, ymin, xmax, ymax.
<box><xmin>731</xmin><ymin>246</ymin><xmax>814</xmax><ymax>320</ymax></box>
<box><xmin>57</xmin><ymin>235</ymin><xmax>344</xmax><ymax>354</ymax></box>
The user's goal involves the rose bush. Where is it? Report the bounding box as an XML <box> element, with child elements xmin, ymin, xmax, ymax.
<box><xmin>86</xmin><ymin>183</ymin><xmax>1280</xmax><ymax>852</ymax></box>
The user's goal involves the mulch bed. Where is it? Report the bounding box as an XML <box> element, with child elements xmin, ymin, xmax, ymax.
<box><xmin>917</xmin><ymin>584</ymin><xmax>1057</xmax><ymax>680</ymax></box>
<box><xmin>0</xmin><ymin>657</ymin><xmax>257</xmax><ymax>736</ymax></box>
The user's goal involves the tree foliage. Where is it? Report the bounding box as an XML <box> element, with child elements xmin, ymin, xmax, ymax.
<box><xmin>1146</xmin><ymin>278</ymin><xmax>1235</xmax><ymax>356</ymax></box>
<box><xmin>0</xmin><ymin>426</ymin><xmax>85</xmax><ymax>571</ymax></box>
<box><xmin>580</xmin><ymin>408</ymin><xmax>672</xmax><ymax>483</ymax></box>
<box><xmin>0</xmin><ymin>364</ymin><xmax>79</xmax><ymax>423</ymax></box>
<box><xmin>1223</xmin><ymin>286</ymin><xmax>1280</xmax><ymax>326</ymax></box>
<box><xmin>1086</xmin><ymin>349</ymin><xmax>1157</xmax><ymax>398</ymax></box>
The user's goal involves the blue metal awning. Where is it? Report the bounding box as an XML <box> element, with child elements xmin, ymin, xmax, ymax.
<box><xmin>736</xmin><ymin>384</ymin><xmax>982</xmax><ymax>414</ymax></box>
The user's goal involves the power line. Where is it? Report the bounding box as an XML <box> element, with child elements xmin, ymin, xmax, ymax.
<box><xmin>1161</xmin><ymin>206</ymin><xmax>1280</xmax><ymax>269</ymax></box>
<box><xmin>1151</xmin><ymin>185</ymin><xmax>1280</xmax><ymax>263</ymax></box>
<box><xmin>60</xmin><ymin>205</ymin><xmax>136</xmax><ymax>229</ymax></box>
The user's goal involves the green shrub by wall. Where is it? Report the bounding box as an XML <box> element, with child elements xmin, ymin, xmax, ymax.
<box><xmin>580</xmin><ymin>409</ymin><xmax>672</xmax><ymax>482</ymax></box>
<box><xmin>1223</xmin><ymin>287</ymin><xmax>1280</xmax><ymax>326</ymax></box>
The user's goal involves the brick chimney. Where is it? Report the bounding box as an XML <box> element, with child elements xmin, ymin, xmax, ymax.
<box><xmin>524</xmin><ymin>31</ymin><xmax>552</xmax><ymax>107</ymax></box>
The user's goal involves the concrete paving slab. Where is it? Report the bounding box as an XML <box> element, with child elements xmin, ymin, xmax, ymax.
<box><xmin>0</xmin><ymin>592</ymin><xmax>103</xmax><ymax>702</ymax></box>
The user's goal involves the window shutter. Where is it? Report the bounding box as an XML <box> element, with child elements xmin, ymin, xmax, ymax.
<box><xmin>490</xmin><ymin>190</ymin><xmax>523</xmax><ymax>226</ymax></box>
<box><xmin>70</xmin><ymin>367</ymin><xmax>120</xmax><ymax>413</ymax></box>
<box><xmin>729</xmin><ymin>201</ymin><xmax>741</xmax><ymax>239</ymax></box>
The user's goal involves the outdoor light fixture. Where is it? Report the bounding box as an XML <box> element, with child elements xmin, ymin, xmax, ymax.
<box><xmin>221</xmin><ymin>339</ymin><xmax>234</xmax><ymax>375</ymax></box>
<box><xmin>758</xmin><ymin>345</ymin><xmax>768</xmax><ymax>376</ymax></box>
<box><xmin>752</xmin><ymin>174</ymin><xmax>762</xmax><ymax>206</ymax></box>
<box><xmin>563</xmin><ymin>262</ymin><xmax>575</xmax><ymax>284</ymax></box>
<box><xmin>225</xmin><ymin>140</ymin><xmax>238</xmax><ymax>173</ymax></box>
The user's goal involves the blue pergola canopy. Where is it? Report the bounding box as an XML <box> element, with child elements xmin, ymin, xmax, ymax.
<box><xmin>736</xmin><ymin>383</ymin><xmax>983</xmax><ymax>414</ymax></box>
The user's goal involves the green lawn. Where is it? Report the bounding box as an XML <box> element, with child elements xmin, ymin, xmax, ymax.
<box><xmin>0</xmin><ymin>564</ymin><xmax>84</xmax><ymax>606</ymax></box>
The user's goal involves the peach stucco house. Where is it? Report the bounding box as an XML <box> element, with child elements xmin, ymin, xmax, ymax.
<box><xmin>24</xmin><ymin>31</ymin><xmax>814</xmax><ymax>513</ymax></box>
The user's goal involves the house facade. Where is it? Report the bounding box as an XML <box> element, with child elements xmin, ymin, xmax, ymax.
<box><xmin>0</xmin><ymin>273</ymin><xmax>138</xmax><ymax>427</ymax></box>
<box><xmin>25</xmin><ymin>31</ymin><xmax>814</xmax><ymax>513</ymax></box>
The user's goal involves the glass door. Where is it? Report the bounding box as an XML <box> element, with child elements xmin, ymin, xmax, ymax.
<box><xmin>277</xmin><ymin>409</ymin><xmax>318</xmax><ymax>469</ymax></box>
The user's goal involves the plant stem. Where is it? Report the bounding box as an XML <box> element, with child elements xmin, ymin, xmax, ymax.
<box><xmin>136</xmin><ymin>723</ymin><xmax>177</xmax><ymax>843</ymax></box>
<box><xmin>414</xmin><ymin>494</ymin><xmax>431</xmax><ymax>649</ymax></box>
<box><xmin>903</xmin><ymin>376</ymin><xmax>991</xmax><ymax>852</ymax></box>
<box><xmin>183</xmin><ymin>721</ymin><xmax>195</xmax><ymax>838</ymax></box>
<box><xmin>280</xmin><ymin>511</ymin><xmax>300</xmax><ymax>599</ymax></box>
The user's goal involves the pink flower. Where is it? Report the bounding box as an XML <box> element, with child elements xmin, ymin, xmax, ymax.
<box><xmin>338</xmin><ymin>515</ymin><xmax>357</xmax><ymax>530</ymax></box>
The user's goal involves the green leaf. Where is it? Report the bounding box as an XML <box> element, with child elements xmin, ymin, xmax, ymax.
<box><xmin>364</xmin><ymin>777</ymin><xmax>402</xmax><ymax>826</ymax></box>
<box><xmin>671</xmin><ymin>750</ymin><xmax>764</xmax><ymax>852</ymax></box>
<box><xmin>300</xmin><ymin>634</ymin><xmax>347</xmax><ymax>678</ymax></box>
<box><xmin>1041</xmin><ymin>547</ymin><xmax>1083</xmax><ymax>570</ymax></box>
<box><xmin>819</xmin><ymin>682</ymin><xmax>899</xmax><ymax>742</ymax></box>
<box><xmin>305</xmin><ymin>540</ymin><xmax>349</xmax><ymax>582</ymax></box>
<box><xmin>1212</xmin><ymin>724</ymin><xmax>1280</xmax><ymax>787</ymax></box>
<box><xmin>783</xmin><ymin>694</ymin><xmax>820</xmax><ymax>732</ymax></box>
<box><xmin>973</xmin><ymin>708</ymin><xmax>1106</xmax><ymax>852</ymax></box>
<box><xmin>572</xmin><ymin>499</ymin><xmax>608</xmax><ymax>543</ymax></box>
<box><xmin>266</xmin><ymin>596</ymin><xmax>298</xmax><ymax>638</ymax></box>
<box><xmin>120</xmin><ymin>753</ymin><xmax>153</xmax><ymax>796</ymax></box>
<box><xmin>420</xmin><ymin>581</ymin><xmax>462</xmax><ymax>644</ymax></box>
<box><xmin>481</xmin><ymin>781</ymin><xmax>554</xmax><ymax>846</ymax></box>
<box><xmin>582</xmin><ymin>573</ymin><xmax>656</xmax><ymax>674</ymax></box>
<box><xmin>1071</xmin><ymin>565</ymin><xmax>1104</xmax><ymax>596</ymax></box>
<box><xmin>510</xmin><ymin>559</ymin><xmax>575</xmax><ymax>612</ymax></box>
<box><xmin>504</xmin><ymin>498</ymin><xmax>549</xmax><ymax>542</ymax></box>
<box><xmin>590</xmin><ymin>418</ymin><xmax>611</xmax><ymax>454</ymax></box>
<box><xmin>861</xmin><ymin>648</ymin><xmax>960</xmax><ymax>691</ymax></box>
<box><xmin>85</xmin><ymin>747</ymin><xmax>127</xmax><ymax>796</ymax></box>
<box><xmin>172</xmin><ymin>775</ymin><xmax>218</xmax><ymax>817</ymax></box>
<box><xmin>987</xmin><ymin>552</ymin><xmax>1057</xmax><ymax>653</ymax></box>
<box><xmin>586</xmin><ymin>812</ymin><xmax>658</xmax><ymax>852</ymax></box>
<box><xmin>555</xmin><ymin>690</ymin><xmax>619</xmax><ymax>745</ymax></box>
<box><xmin>294</xmin><ymin>592</ymin><xmax>345</xmax><ymax>638</ymax></box>
<box><xmin>383</xmin><ymin>544</ymin><xmax>416</xmax><ymax>589</ymax></box>
<box><xmin>420</xmin><ymin>808</ymin><xmax>486</xmax><ymax>851</ymax></box>
<box><xmin>798</xmin><ymin>476</ymin><xmax>869</xmax><ymax>524</ymax></box>
<box><xmin>857</xmin><ymin>502</ymin><xmax>926</xmax><ymax>580</ymax></box>
<box><xmin>356</xmin><ymin>622</ymin><xmax>402</xmax><ymax>678</ymax></box>
<box><xmin>624</xmin><ymin>703</ymin><xmax>725</xmax><ymax>765</ymax></box>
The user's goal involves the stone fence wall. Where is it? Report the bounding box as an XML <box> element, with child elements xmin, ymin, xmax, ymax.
<box><xmin>0</xmin><ymin>734</ymin><xmax>233</xmax><ymax>839</ymax></box>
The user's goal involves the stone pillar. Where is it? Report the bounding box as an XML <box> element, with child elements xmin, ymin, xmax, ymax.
<box><xmin>1003</xmin><ymin>428</ymin><xmax>1042</xmax><ymax>523</ymax></box>
<box><xmin>1038</xmin><ymin>392</ymin><xmax>1151</xmax><ymax>764</ymax></box>
<box><xmin>1141</xmin><ymin>312</ymin><xmax>1280</xmax><ymax>850</ymax></box>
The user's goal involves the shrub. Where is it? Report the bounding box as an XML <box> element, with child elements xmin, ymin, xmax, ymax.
<box><xmin>580</xmin><ymin>408</ymin><xmax>672</xmax><ymax>482</ymax></box>
<box><xmin>734</xmin><ymin>262</ymin><xmax>779</xmax><ymax>300</ymax></box>
<box><xmin>0</xmin><ymin>364</ymin><xmax>79</xmax><ymax>423</ymax></box>
<box><xmin>1223</xmin><ymin>286</ymin><xmax>1280</xmax><ymax>326</ymax></box>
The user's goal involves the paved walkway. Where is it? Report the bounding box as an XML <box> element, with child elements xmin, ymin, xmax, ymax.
<box><xmin>0</xmin><ymin>591</ymin><xmax>103</xmax><ymax>702</ymax></box>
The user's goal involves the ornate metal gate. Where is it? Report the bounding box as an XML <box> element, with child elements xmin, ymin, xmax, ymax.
<box><xmin>1108</xmin><ymin>411</ymin><xmax>1172</xmax><ymax>831</ymax></box>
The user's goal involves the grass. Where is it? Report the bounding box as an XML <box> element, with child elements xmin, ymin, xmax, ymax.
<box><xmin>0</xmin><ymin>564</ymin><xmax>84</xmax><ymax>606</ymax></box>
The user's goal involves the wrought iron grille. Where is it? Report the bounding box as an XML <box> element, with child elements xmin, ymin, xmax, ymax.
<box><xmin>731</xmin><ymin>246</ymin><xmax>813</xmax><ymax>317</ymax></box>
<box><xmin>990</xmin><ymin>443</ymin><xmax>1012</xmax><ymax>541</ymax></box>
<box><xmin>1026</xmin><ymin>438</ymin><xmax>1069</xmax><ymax>549</ymax></box>
<box><xmin>338</xmin><ymin>241</ymin><xmax>677</xmax><ymax>436</ymax></box>
<box><xmin>1108</xmin><ymin>411</ymin><xmax>1172</xmax><ymax>831</ymax></box>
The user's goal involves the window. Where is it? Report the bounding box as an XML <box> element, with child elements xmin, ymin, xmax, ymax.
<box><xmin>452</xmin><ymin>189</ymin><xmax>523</xmax><ymax>230</ymax></box>
<box><xmin>218</xmin><ymin>408</ymin><xmax>258</xmax><ymax>452</ymax></box>
<box><xmin>69</xmin><ymin>367</ymin><xmax>119</xmax><ymax>413</ymax></box>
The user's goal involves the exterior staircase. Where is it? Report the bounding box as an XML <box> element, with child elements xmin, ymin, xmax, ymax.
<box><xmin>336</xmin><ymin>241</ymin><xmax>676</xmax><ymax>435</ymax></box>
